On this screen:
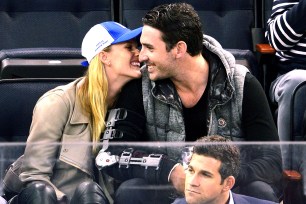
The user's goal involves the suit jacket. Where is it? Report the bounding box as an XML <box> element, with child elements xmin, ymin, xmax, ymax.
<box><xmin>172</xmin><ymin>193</ymin><xmax>278</xmax><ymax>204</ymax></box>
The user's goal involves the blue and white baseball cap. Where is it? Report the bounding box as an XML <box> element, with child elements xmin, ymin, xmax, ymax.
<box><xmin>81</xmin><ymin>21</ymin><xmax>142</xmax><ymax>66</ymax></box>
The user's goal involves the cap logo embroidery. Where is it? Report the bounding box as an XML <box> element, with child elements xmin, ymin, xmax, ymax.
<box><xmin>95</xmin><ymin>39</ymin><xmax>110</xmax><ymax>52</ymax></box>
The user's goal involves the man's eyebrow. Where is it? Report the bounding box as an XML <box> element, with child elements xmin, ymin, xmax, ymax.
<box><xmin>142</xmin><ymin>43</ymin><xmax>154</xmax><ymax>49</ymax></box>
<box><xmin>199</xmin><ymin>169</ymin><xmax>214</xmax><ymax>177</ymax></box>
<box><xmin>187</xmin><ymin>163</ymin><xmax>214</xmax><ymax>177</ymax></box>
<box><xmin>187</xmin><ymin>164</ymin><xmax>194</xmax><ymax>169</ymax></box>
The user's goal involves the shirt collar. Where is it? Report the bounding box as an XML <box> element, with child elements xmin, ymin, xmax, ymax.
<box><xmin>229</xmin><ymin>190</ymin><xmax>234</xmax><ymax>204</ymax></box>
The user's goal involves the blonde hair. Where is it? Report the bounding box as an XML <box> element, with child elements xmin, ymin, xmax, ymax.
<box><xmin>78</xmin><ymin>53</ymin><xmax>109</xmax><ymax>152</ymax></box>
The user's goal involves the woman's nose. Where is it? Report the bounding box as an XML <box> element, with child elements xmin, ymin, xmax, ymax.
<box><xmin>134</xmin><ymin>48</ymin><xmax>140</xmax><ymax>56</ymax></box>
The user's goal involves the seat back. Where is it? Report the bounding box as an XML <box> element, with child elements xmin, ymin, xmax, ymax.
<box><xmin>120</xmin><ymin>0</ymin><xmax>256</xmax><ymax>50</ymax></box>
<box><xmin>281</xmin><ymin>81</ymin><xmax>306</xmax><ymax>204</ymax></box>
<box><xmin>0</xmin><ymin>48</ymin><xmax>86</xmax><ymax>79</ymax></box>
<box><xmin>0</xmin><ymin>0</ymin><xmax>113</xmax><ymax>49</ymax></box>
<box><xmin>262</xmin><ymin>0</ymin><xmax>273</xmax><ymax>29</ymax></box>
<box><xmin>0</xmin><ymin>78</ymin><xmax>74</xmax><ymax>142</ymax></box>
<box><xmin>0</xmin><ymin>0</ymin><xmax>113</xmax><ymax>79</ymax></box>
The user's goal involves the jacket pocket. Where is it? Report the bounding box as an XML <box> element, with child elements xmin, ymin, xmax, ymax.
<box><xmin>59</xmin><ymin>125</ymin><xmax>93</xmax><ymax>174</ymax></box>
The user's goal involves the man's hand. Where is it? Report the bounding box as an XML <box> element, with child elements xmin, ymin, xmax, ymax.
<box><xmin>169</xmin><ymin>164</ymin><xmax>185</xmax><ymax>194</ymax></box>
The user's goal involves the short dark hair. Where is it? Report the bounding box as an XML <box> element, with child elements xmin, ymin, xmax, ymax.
<box><xmin>193</xmin><ymin>135</ymin><xmax>240</xmax><ymax>183</ymax></box>
<box><xmin>142</xmin><ymin>3</ymin><xmax>203</xmax><ymax>56</ymax></box>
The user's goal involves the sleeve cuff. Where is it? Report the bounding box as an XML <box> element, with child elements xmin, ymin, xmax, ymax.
<box><xmin>168</xmin><ymin>163</ymin><xmax>181</xmax><ymax>182</ymax></box>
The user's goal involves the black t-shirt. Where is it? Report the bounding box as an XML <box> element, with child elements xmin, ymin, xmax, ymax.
<box><xmin>182</xmin><ymin>80</ymin><xmax>208</xmax><ymax>141</ymax></box>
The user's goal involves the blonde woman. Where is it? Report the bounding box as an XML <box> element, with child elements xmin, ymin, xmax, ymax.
<box><xmin>10</xmin><ymin>22</ymin><xmax>142</xmax><ymax>204</ymax></box>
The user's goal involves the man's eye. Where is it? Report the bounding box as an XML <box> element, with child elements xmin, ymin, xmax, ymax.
<box><xmin>201</xmin><ymin>172</ymin><xmax>212</xmax><ymax>178</ymax></box>
<box><xmin>144</xmin><ymin>45</ymin><xmax>153</xmax><ymax>51</ymax></box>
<box><xmin>186</xmin><ymin>167</ymin><xmax>194</xmax><ymax>173</ymax></box>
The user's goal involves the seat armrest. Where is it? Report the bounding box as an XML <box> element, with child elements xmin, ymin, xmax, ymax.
<box><xmin>256</xmin><ymin>44</ymin><xmax>275</xmax><ymax>54</ymax></box>
<box><xmin>282</xmin><ymin>170</ymin><xmax>305</xmax><ymax>204</ymax></box>
<box><xmin>283</xmin><ymin>170</ymin><xmax>302</xmax><ymax>181</ymax></box>
<box><xmin>255</xmin><ymin>43</ymin><xmax>277</xmax><ymax>97</ymax></box>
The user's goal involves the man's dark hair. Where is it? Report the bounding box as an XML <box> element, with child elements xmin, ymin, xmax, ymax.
<box><xmin>193</xmin><ymin>135</ymin><xmax>240</xmax><ymax>183</ymax></box>
<box><xmin>142</xmin><ymin>3</ymin><xmax>203</xmax><ymax>56</ymax></box>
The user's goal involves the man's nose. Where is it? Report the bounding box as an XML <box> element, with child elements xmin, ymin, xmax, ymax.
<box><xmin>188</xmin><ymin>174</ymin><xmax>200</xmax><ymax>187</ymax></box>
<box><xmin>139</xmin><ymin>48</ymin><xmax>148</xmax><ymax>62</ymax></box>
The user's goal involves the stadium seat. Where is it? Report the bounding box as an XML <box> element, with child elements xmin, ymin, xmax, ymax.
<box><xmin>281</xmin><ymin>81</ymin><xmax>306</xmax><ymax>204</ymax></box>
<box><xmin>120</xmin><ymin>0</ymin><xmax>258</xmax><ymax>50</ymax></box>
<box><xmin>0</xmin><ymin>78</ymin><xmax>74</xmax><ymax>141</ymax></box>
<box><xmin>0</xmin><ymin>0</ymin><xmax>113</xmax><ymax>79</ymax></box>
<box><xmin>0</xmin><ymin>0</ymin><xmax>113</xmax><ymax>49</ymax></box>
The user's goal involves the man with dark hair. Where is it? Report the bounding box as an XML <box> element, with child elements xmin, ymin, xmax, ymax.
<box><xmin>108</xmin><ymin>2</ymin><xmax>282</xmax><ymax>203</ymax></box>
<box><xmin>173</xmin><ymin>135</ymin><xmax>277</xmax><ymax>204</ymax></box>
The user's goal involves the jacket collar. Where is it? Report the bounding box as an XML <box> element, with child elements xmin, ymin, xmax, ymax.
<box><xmin>204</xmin><ymin>48</ymin><xmax>234</xmax><ymax>110</ymax></box>
<box><xmin>70</xmin><ymin>78</ymin><xmax>90</xmax><ymax>124</ymax></box>
<box><xmin>151</xmin><ymin>78</ymin><xmax>182</xmax><ymax>111</ymax></box>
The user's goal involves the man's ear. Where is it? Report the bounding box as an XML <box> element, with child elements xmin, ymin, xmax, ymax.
<box><xmin>98</xmin><ymin>51</ymin><xmax>109</xmax><ymax>64</ymax></box>
<box><xmin>222</xmin><ymin>176</ymin><xmax>235</xmax><ymax>192</ymax></box>
<box><xmin>174</xmin><ymin>41</ymin><xmax>187</xmax><ymax>59</ymax></box>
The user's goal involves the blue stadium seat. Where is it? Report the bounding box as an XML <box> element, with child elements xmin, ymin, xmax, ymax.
<box><xmin>281</xmin><ymin>81</ymin><xmax>306</xmax><ymax>204</ymax></box>
<box><xmin>0</xmin><ymin>78</ymin><xmax>73</xmax><ymax>142</ymax></box>
<box><xmin>120</xmin><ymin>0</ymin><xmax>257</xmax><ymax>50</ymax></box>
<box><xmin>0</xmin><ymin>0</ymin><xmax>113</xmax><ymax>49</ymax></box>
<box><xmin>0</xmin><ymin>0</ymin><xmax>113</xmax><ymax>79</ymax></box>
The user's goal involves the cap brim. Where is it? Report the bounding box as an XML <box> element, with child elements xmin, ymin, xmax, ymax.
<box><xmin>81</xmin><ymin>60</ymin><xmax>89</xmax><ymax>67</ymax></box>
<box><xmin>112</xmin><ymin>27</ymin><xmax>142</xmax><ymax>45</ymax></box>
